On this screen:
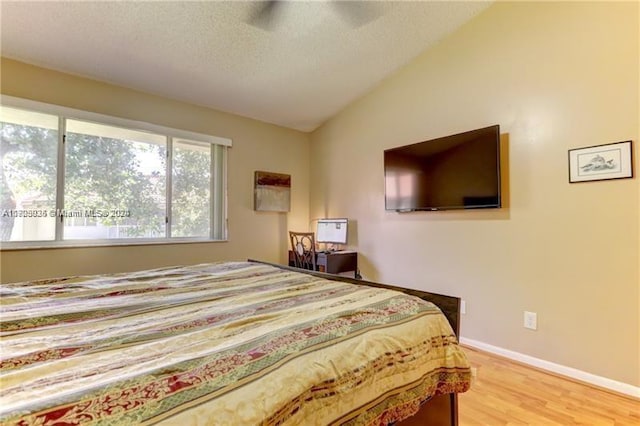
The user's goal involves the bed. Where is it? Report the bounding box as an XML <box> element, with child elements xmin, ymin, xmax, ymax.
<box><xmin>0</xmin><ymin>260</ymin><xmax>470</xmax><ymax>426</ymax></box>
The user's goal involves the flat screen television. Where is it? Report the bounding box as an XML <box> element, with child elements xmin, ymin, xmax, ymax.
<box><xmin>384</xmin><ymin>125</ymin><xmax>501</xmax><ymax>211</ymax></box>
<box><xmin>316</xmin><ymin>218</ymin><xmax>348</xmax><ymax>244</ymax></box>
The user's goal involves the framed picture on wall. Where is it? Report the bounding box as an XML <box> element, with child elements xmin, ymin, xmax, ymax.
<box><xmin>568</xmin><ymin>140</ymin><xmax>633</xmax><ymax>183</ymax></box>
<box><xmin>254</xmin><ymin>171</ymin><xmax>291</xmax><ymax>212</ymax></box>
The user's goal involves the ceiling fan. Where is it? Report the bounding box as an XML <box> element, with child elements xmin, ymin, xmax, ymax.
<box><xmin>248</xmin><ymin>0</ymin><xmax>382</xmax><ymax>31</ymax></box>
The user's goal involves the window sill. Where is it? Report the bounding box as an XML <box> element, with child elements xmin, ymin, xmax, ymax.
<box><xmin>0</xmin><ymin>238</ymin><xmax>228</xmax><ymax>251</ymax></box>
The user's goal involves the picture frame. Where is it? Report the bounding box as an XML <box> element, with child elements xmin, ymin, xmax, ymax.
<box><xmin>254</xmin><ymin>171</ymin><xmax>291</xmax><ymax>212</ymax></box>
<box><xmin>568</xmin><ymin>140</ymin><xmax>633</xmax><ymax>183</ymax></box>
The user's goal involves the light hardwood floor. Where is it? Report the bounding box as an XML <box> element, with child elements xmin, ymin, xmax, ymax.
<box><xmin>458</xmin><ymin>346</ymin><xmax>640</xmax><ymax>425</ymax></box>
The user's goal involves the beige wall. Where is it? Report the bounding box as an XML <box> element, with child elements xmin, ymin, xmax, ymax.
<box><xmin>310</xmin><ymin>2</ymin><xmax>639</xmax><ymax>387</ymax></box>
<box><xmin>0</xmin><ymin>58</ymin><xmax>310</xmax><ymax>282</ymax></box>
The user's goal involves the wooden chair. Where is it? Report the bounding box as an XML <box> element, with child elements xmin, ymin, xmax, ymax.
<box><xmin>289</xmin><ymin>231</ymin><xmax>316</xmax><ymax>271</ymax></box>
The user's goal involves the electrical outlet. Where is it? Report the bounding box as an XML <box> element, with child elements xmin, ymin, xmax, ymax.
<box><xmin>524</xmin><ymin>311</ymin><xmax>537</xmax><ymax>330</ymax></box>
<box><xmin>461</xmin><ymin>300</ymin><xmax>466</xmax><ymax>315</ymax></box>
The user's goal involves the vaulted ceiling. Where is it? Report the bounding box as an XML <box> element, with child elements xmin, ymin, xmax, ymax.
<box><xmin>1</xmin><ymin>1</ymin><xmax>491</xmax><ymax>131</ymax></box>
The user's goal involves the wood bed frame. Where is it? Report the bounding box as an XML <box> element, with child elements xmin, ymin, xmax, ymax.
<box><xmin>248</xmin><ymin>260</ymin><xmax>462</xmax><ymax>426</ymax></box>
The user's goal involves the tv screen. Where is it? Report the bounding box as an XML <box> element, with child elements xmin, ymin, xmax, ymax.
<box><xmin>384</xmin><ymin>125</ymin><xmax>501</xmax><ymax>211</ymax></box>
<box><xmin>316</xmin><ymin>218</ymin><xmax>348</xmax><ymax>244</ymax></box>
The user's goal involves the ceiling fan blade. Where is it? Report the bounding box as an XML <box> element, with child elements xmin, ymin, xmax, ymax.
<box><xmin>332</xmin><ymin>1</ymin><xmax>382</xmax><ymax>28</ymax></box>
<box><xmin>248</xmin><ymin>0</ymin><xmax>283</xmax><ymax>31</ymax></box>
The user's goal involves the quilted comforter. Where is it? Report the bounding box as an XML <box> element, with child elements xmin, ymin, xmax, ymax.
<box><xmin>0</xmin><ymin>261</ymin><xmax>470</xmax><ymax>425</ymax></box>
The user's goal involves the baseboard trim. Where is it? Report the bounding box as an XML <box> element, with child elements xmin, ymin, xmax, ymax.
<box><xmin>460</xmin><ymin>337</ymin><xmax>640</xmax><ymax>399</ymax></box>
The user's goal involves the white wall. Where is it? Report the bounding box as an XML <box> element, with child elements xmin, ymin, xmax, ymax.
<box><xmin>0</xmin><ymin>58</ymin><xmax>310</xmax><ymax>282</ymax></box>
<box><xmin>310</xmin><ymin>2</ymin><xmax>639</xmax><ymax>387</ymax></box>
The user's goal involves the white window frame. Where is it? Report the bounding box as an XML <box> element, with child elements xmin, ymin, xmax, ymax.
<box><xmin>0</xmin><ymin>95</ymin><xmax>231</xmax><ymax>249</ymax></box>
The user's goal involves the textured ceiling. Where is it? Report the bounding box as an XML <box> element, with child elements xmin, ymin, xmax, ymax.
<box><xmin>1</xmin><ymin>1</ymin><xmax>491</xmax><ymax>132</ymax></box>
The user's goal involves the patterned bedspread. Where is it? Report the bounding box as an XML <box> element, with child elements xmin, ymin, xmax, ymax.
<box><xmin>0</xmin><ymin>262</ymin><xmax>470</xmax><ymax>426</ymax></box>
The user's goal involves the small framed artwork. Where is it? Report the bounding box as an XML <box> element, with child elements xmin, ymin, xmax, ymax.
<box><xmin>254</xmin><ymin>171</ymin><xmax>291</xmax><ymax>212</ymax></box>
<box><xmin>568</xmin><ymin>140</ymin><xmax>633</xmax><ymax>183</ymax></box>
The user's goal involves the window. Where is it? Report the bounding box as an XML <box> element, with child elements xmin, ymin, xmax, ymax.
<box><xmin>172</xmin><ymin>139</ymin><xmax>210</xmax><ymax>238</ymax></box>
<box><xmin>65</xmin><ymin>119</ymin><xmax>167</xmax><ymax>240</ymax></box>
<box><xmin>0</xmin><ymin>97</ymin><xmax>230</xmax><ymax>247</ymax></box>
<box><xmin>0</xmin><ymin>107</ymin><xmax>58</xmax><ymax>242</ymax></box>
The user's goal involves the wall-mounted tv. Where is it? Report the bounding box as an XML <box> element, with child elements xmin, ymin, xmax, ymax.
<box><xmin>384</xmin><ymin>125</ymin><xmax>501</xmax><ymax>212</ymax></box>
